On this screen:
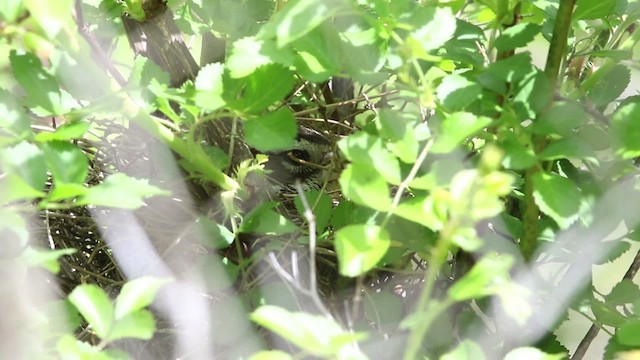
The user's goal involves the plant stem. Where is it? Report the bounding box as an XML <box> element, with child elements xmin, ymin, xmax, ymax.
<box><xmin>521</xmin><ymin>0</ymin><xmax>576</xmax><ymax>261</ymax></box>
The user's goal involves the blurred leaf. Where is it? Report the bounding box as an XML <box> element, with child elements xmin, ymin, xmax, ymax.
<box><xmin>240</xmin><ymin>201</ymin><xmax>298</xmax><ymax>235</ymax></box>
<box><xmin>612</xmin><ymin>97</ymin><xmax>640</xmax><ymax>159</ymax></box>
<box><xmin>108</xmin><ymin>310</ymin><xmax>156</xmax><ymax>341</ymax></box>
<box><xmin>115</xmin><ymin>277</ymin><xmax>171</xmax><ymax>320</ymax></box>
<box><xmin>478</xmin><ymin>53</ymin><xmax>534</xmax><ymax>94</ymax></box>
<box><xmin>448</xmin><ymin>253</ymin><xmax>514</xmax><ymax>301</ymax></box>
<box><xmin>42</xmin><ymin>141</ymin><xmax>88</xmax><ymax>184</ymax></box>
<box><xmin>532</xmin><ymin>101</ymin><xmax>587</xmax><ymax>137</ymax></box>
<box><xmin>291</xmin><ymin>23</ymin><xmax>342</xmax><ymax>82</ymax></box>
<box><xmin>248</xmin><ymin>350</ymin><xmax>293</xmax><ymax>360</ymax></box>
<box><xmin>339</xmin><ymin>163</ymin><xmax>391</xmax><ymax>212</ymax></box>
<box><xmin>10</xmin><ymin>50</ymin><xmax>66</xmax><ymax>115</ymax></box>
<box><xmin>23</xmin><ymin>0</ymin><xmax>74</xmax><ymax>39</ymax></box>
<box><xmin>335</xmin><ymin>224</ymin><xmax>391</xmax><ymax>277</ymax></box>
<box><xmin>500</xmin><ymin>132</ymin><xmax>537</xmax><ymax>170</ymax></box>
<box><xmin>78</xmin><ymin>173</ymin><xmax>170</xmax><ymax>209</ymax></box>
<box><xmin>436</xmin><ymin>74</ymin><xmax>482</xmax><ymax>111</ymax></box>
<box><xmin>595</xmin><ymin>241</ymin><xmax>631</xmax><ymax>265</ymax></box>
<box><xmin>407</xmin><ymin>6</ymin><xmax>457</xmax><ymax>55</ymax></box>
<box><xmin>574</xmin><ymin>0</ymin><xmax>616</xmax><ymax>20</ymax></box>
<box><xmin>431</xmin><ymin>112</ymin><xmax>492</xmax><ymax>153</ymax></box>
<box><xmin>0</xmin><ymin>0</ymin><xmax>25</xmax><ymax>22</ymax></box>
<box><xmin>591</xmin><ymin>299</ymin><xmax>628</xmax><ymax>327</ymax></box>
<box><xmin>225</xmin><ymin>64</ymin><xmax>294</xmax><ymax>114</ymax></box>
<box><xmin>0</xmin><ymin>141</ymin><xmax>47</xmax><ymax>191</ymax></box>
<box><xmin>532</xmin><ymin>172</ymin><xmax>581</xmax><ymax>229</ymax></box>
<box><xmin>198</xmin><ymin>217</ymin><xmax>235</xmax><ymax>249</ymax></box>
<box><xmin>441</xmin><ymin>340</ymin><xmax>485</xmax><ymax>360</ymax></box>
<box><xmin>251</xmin><ymin>305</ymin><xmax>365</xmax><ymax>356</ymax></box>
<box><xmin>395</xmin><ymin>192</ymin><xmax>448</xmax><ymax>231</ymax></box>
<box><xmin>35</xmin><ymin>121</ymin><xmax>90</xmax><ymax>142</ymax></box>
<box><xmin>587</xmin><ymin>64</ymin><xmax>630</xmax><ymax>107</ymax></box>
<box><xmin>363</xmin><ymin>291</ymin><xmax>404</xmax><ymax>326</ymax></box>
<box><xmin>494</xmin><ymin>23</ymin><xmax>541</xmax><ymax>51</ymax></box>
<box><xmin>194</xmin><ymin>63</ymin><xmax>225</xmax><ymax>111</ymax></box>
<box><xmin>22</xmin><ymin>247</ymin><xmax>76</xmax><ymax>273</ymax></box>
<box><xmin>338</xmin><ymin>131</ymin><xmax>402</xmax><ymax>184</ymax></box>
<box><xmin>538</xmin><ymin>138</ymin><xmax>596</xmax><ymax>161</ymax></box>
<box><xmin>227</xmin><ymin>36</ymin><xmax>294</xmax><ymax>78</ymax></box>
<box><xmin>503</xmin><ymin>347</ymin><xmax>565</xmax><ymax>360</ymax></box>
<box><xmin>123</xmin><ymin>0</ymin><xmax>145</xmax><ymax>21</ymax></box>
<box><xmin>68</xmin><ymin>284</ymin><xmax>114</xmax><ymax>339</ymax></box>
<box><xmin>0</xmin><ymin>89</ymin><xmax>32</xmax><ymax>145</ymax></box>
<box><xmin>606</xmin><ymin>280</ymin><xmax>640</xmax><ymax>306</ymax></box>
<box><xmin>260</xmin><ymin>0</ymin><xmax>349</xmax><ymax>48</ymax></box>
<box><xmin>244</xmin><ymin>107</ymin><xmax>297</xmax><ymax>152</ymax></box>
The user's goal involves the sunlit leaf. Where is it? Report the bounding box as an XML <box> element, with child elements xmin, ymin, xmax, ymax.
<box><xmin>441</xmin><ymin>340</ymin><xmax>485</xmax><ymax>360</ymax></box>
<box><xmin>335</xmin><ymin>224</ymin><xmax>391</xmax><ymax>277</ymax></box>
<box><xmin>42</xmin><ymin>141</ymin><xmax>89</xmax><ymax>184</ymax></box>
<box><xmin>68</xmin><ymin>284</ymin><xmax>114</xmax><ymax>339</ymax></box>
<box><xmin>244</xmin><ymin>108</ymin><xmax>297</xmax><ymax>152</ymax></box>
<box><xmin>115</xmin><ymin>277</ymin><xmax>171</xmax><ymax>320</ymax></box>
<box><xmin>339</xmin><ymin>163</ymin><xmax>391</xmax><ymax>212</ymax></box>
<box><xmin>194</xmin><ymin>63</ymin><xmax>225</xmax><ymax>111</ymax></box>
<box><xmin>532</xmin><ymin>172</ymin><xmax>581</xmax><ymax>229</ymax></box>
<box><xmin>22</xmin><ymin>247</ymin><xmax>76</xmax><ymax>273</ymax></box>
<box><xmin>612</xmin><ymin>97</ymin><xmax>640</xmax><ymax>159</ymax></box>
<box><xmin>431</xmin><ymin>112</ymin><xmax>492</xmax><ymax>153</ymax></box>
<box><xmin>494</xmin><ymin>23</ymin><xmax>541</xmax><ymax>51</ymax></box>
<box><xmin>436</xmin><ymin>74</ymin><xmax>482</xmax><ymax>111</ymax></box>
<box><xmin>448</xmin><ymin>253</ymin><xmax>514</xmax><ymax>301</ymax></box>
<box><xmin>78</xmin><ymin>173</ymin><xmax>170</xmax><ymax>209</ymax></box>
<box><xmin>10</xmin><ymin>50</ymin><xmax>66</xmax><ymax>115</ymax></box>
<box><xmin>503</xmin><ymin>347</ymin><xmax>565</xmax><ymax>360</ymax></box>
<box><xmin>108</xmin><ymin>310</ymin><xmax>156</xmax><ymax>341</ymax></box>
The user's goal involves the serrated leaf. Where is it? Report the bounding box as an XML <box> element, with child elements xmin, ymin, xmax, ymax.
<box><xmin>339</xmin><ymin>163</ymin><xmax>391</xmax><ymax>212</ymax></box>
<box><xmin>108</xmin><ymin>310</ymin><xmax>156</xmax><ymax>341</ymax></box>
<box><xmin>436</xmin><ymin>74</ymin><xmax>482</xmax><ymax>111</ymax></box>
<box><xmin>612</xmin><ymin>98</ymin><xmax>640</xmax><ymax>159</ymax></box>
<box><xmin>532</xmin><ymin>172</ymin><xmax>581</xmax><ymax>229</ymax></box>
<box><xmin>225</xmin><ymin>64</ymin><xmax>294</xmax><ymax>114</ymax></box>
<box><xmin>35</xmin><ymin>121</ymin><xmax>90</xmax><ymax>142</ymax></box>
<box><xmin>595</xmin><ymin>241</ymin><xmax>631</xmax><ymax>265</ymax></box>
<box><xmin>588</xmin><ymin>64</ymin><xmax>630</xmax><ymax>107</ymax></box>
<box><xmin>194</xmin><ymin>63</ymin><xmax>225</xmax><ymax>111</ymax></box>
<box><xmin>618</xmin><ymin>321</ymin><xmax>640</xmax><ymax>346</ymax></box>
<box><xmin>42</xmin><ymin>141</ymin><xmax>88</xmax><ymax>184</ymax></box>
<box><xmin>115</xmin><ymin>277</ymin><xmax>171</xmax><ymax>320</ymax></box>
<box><xmin>408</xmin><ymin>6</ymin><xmax>457</xmax><ymax>53</ymax></box>
<box><xmin>0</xmin><ymin>141</ymin><xmax>47</xmax><ymax>191</ymax></box>
<box><xmin>227</xmin><ymin>37</ymin><xmax>295</xmax><ymax>78</ymax></box>
<box><xmin>431</xmin><ymin>112</ymin><xmax>492</xmax><ymax>153</ymax></box>
<box><xmin>495</xmin><ymin>23</ymin><xmax>541</xmax><ymax>51</ymax></box>
<box><xmin>335</xmin><ymin>224</ymin><xmax>391</xmax><ymax>277</ymax></box>
<box><xmin>10</xmin><ymin>50</ymin><xmax>65</xmax><ymax>115</ymax></box>
<box><xmin>291</xmin><ymin>23</ymin><xmax>342</xmax><ymax>82</ymax></box>
<box><xmin>244</xmin><ymin>108</ymin><xmax>297</xmax><ymax>152</ymax></box>
<box><xmin>68</xmin><ymin>284</ymin><xmax>114</xmax><ymax>339</ymax></box>
<box><xmin>591</xmin><ymin>299</ymin><xmax>628</xmax><ymax>327</ymax></box>
<box><xmin>78</xmin><ymin>173</ymin><xmax>170</xmax><ymax>209</ymax></box>
<box><xmin>606</xmin><ymin>279</ymin><xmax>640</xmax><ymax>306</ymax></box>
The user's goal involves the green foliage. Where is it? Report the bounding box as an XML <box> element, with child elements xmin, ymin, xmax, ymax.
<box><xmin>2</xmin><ymin>0</ymin><xmax>640</xmax><ymax>358</ymax></box>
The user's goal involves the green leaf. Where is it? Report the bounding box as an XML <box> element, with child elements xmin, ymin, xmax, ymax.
<box><xmin>123</xmin><ymin>0</ymin><xmax>145</xmax><ymax>21</ymax></box>
<box><xmin>436</xmin><ymin>74</ymin><xmax>482</xmax><ymax>111</ymax></box>
<box><xmin>408</xmin><ymin>6</ymin><xmax>457</xmax><ymax>53</ymax></box>
<box><xmin>363</xmin><ymin>291</ymin><xmax>404</xmax><ymax>326</ymax></box>
<box><xmin>335</xmin><ymin>224</ymin><xmax>391</xmax><ymax>277</ymax></box>
<box><xmin>494</xmin><ymin>23</ymin><xmax>542</xmax><ymax>51</ymax></box>
<box><xmin>478</xmin><ymin>53</ymin><xmax>534</xmax><ymax>94</ymax></box>
<box><xmin>617</xmin><ymin>320</ymin><xmax>640</xmax><ymax>346</ymax></box>
<box><xmin>338</xmin><ymin>131</ymin><xmax>402</xmax><ymax>184</ymax></box>
<box><xmin>294</xmin><ymin>190</ymin><xmax>333</xmax><ymax>233</ymax></box>
<box><xmin>377</xmin><ymin>109</ymin><xmax>428</xmax><ymax>163</ymax></box>
<box><xmin>225</xmin><ymin>64</ymin><xmax>295</xmax><ymax>114</ymax></box>
<box><xmin>538</xmin><ymin>138</ymin><xmax>596</xmax><ymax>161</ymax></box>
<box><xmin>448</xmin><ymin>253</ymin><xmax>514</xmax><ymax>301</ymax></box>
<box><xmin>587</xmin><ymin>64</ymin><xmax>630</xmax><ymax>107</ymax></box>
<box><xmin>108</xmin><ymin>310</ymin><xmax>156</xmax><ymax>341</ymax></box>
<box><xmin>606</xmin><ymin>280</ymin><xmax>640</xmax><ymax>306</ymax></box>
<box><xmin>68</xmin><ymin>284</ymin><xmax>115</xmax><ymax>339</ymax></box>
<box><xmin>291</xmin><ymin>23</ymin><xmax>342</xmax><ymax>82</ymax></box>
<box><xmin>0</xmin><ymin>0</ymin><xmax>25</xmax><ymax>22</ymax></box>
<box><xmin>441</xmin><ymin>340</ymin><xmax>485</xmax><ymax>360</ymax></box>
<box><xmin>115</xmin><ymin>277</ymin><xmax>171</xmax><ymax>320</ymax></box>
<box><xmin>532</xmin><ymin>101</ymin><xmax>587</xmax><ymax>137</ymax></box>
<box><xmin>0</xmin><ymin>89</ymin><xmax>32</xmax><ymax>145</ymax></box>
<box><xmin>574</xmin><ymin>0</ymin><xmax>616</xmax><ymax>20</ymax></box>
<box><xmin>10</xmin><ymin>50</ymin><xmax>66</xmax><ymax>115</ymax></box>
<box><xmin>194</xmin><ymin>63</ymin><xmax>225</xmax><ymax>111</ymax></box>
<box><xmin>249</xmin><ymin>350</ymin><xmax>294</xmax><ymax>360</ymax></box>
<box><xmin>259</xmin><ymin>0</ymin><xmax>349</xmax><ymax>48</ymax></box>
<box><xmin>244</xmin><ymin>108</ymin><xmax>297</xmax><ymax>152</ymax></box>
<box><xmin>395</xmin><ymin>192</ymin><xmax>448</xmax><ymax>231</ymax></box>
<box><xmin>197</xmin><ymin>217</ymin><xmax>235</xmax><ymax>249</ymax></box>
<box><xmin>500</xmin><ymin>132</ymin><xmax>537</xmax><ymax>170</ymax></box>
<box><xmin>78</xmin><ymin>173</ymin><xmax>170</xmax><ymax>209</ymax></box>
<box><xmin>431</xmin><ymin>112</ymin><xmax>492</xmax><ymax>153</ymax></box>
<box><xmin>239</xmin><ymin>202</ymin><xmax>298</xmax><ymax>235</ymax></box>
<box><xmin>612</xmin><ymin>97</ymin><xmax>640</xmax><ymax>159</ymax></box>
<box><xmin>0</xmin><ymin>141</ymin><xmax>47</xmax><ymax>191</ymax></box>
<box><xmin>503</xmin><ymin>347</ymin><xmax>565</xmax><ymax>360</ymax></box>
<box><xmin>23</xmin><ymin>0</ymin><xmax>73</xmax><ymax>39</ymax></box>
<box><xmin>42</xmin><ymin>141</ymin><xmax>89</xmax><ymax>184</ymax></box>
<box><xmin>591</xmin><ymin>299</ymin><xmax>627</xmax><ymax>327</ymax></box>
<box><xmin>35</xmin><ymin>121</ymin><xmax>90</xmax><ymax>142</ymax></box>
<box><xmin>22</xmin><ymin>247</ymin><xmax>76</xmax><ymax>273</ymax></box>
<box><xmin>251</xmin><ymin>305</ymin><xmax>365</xmax><ymax>356</ymax></box>
<box><xmin>532</xmin><ymin>172</ymin><xmax>581</xmax><ymax>229</ymax></box>
<box><xmin>227</xmin><ymin>37</ymin><xmax>295</xmax><ymax>78</ymax></box>
<box><xmin>339</xmin><ymin>163</ymin><xmax>391</xmax><ymax>212</ymax></box>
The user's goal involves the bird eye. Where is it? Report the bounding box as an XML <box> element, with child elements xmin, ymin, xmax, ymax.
<box><xmin>287</xmin><ymin>149</ymin><xmax>310</xmax><ymax>163</ymax></box>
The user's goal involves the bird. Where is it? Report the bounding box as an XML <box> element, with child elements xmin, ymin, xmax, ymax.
<box><xmin>259</xmin><ymin>126</ymin><xmax>333</xmax><ymax>194</ymax></box>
